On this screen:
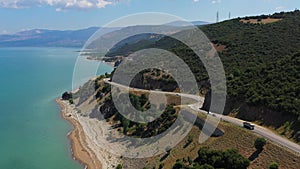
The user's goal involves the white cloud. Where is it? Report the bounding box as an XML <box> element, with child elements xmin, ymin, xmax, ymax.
<box><xmin>0</xmin><ymin>0</ymin><xmax>119</xmax><ymax>10</ymax></box>
<box><xmin>193</xmin><ymin>0</ymin><xmax>221</xmax><ymax>3</ymax></box>
<box><xmin>211</xmin><ymin>0</ymin><xmax>221</xmax><ymax>4</ymax></box>
<box><xmin>275</xmin><ymin>6</ymin><xmax>285</xmax><ymax>11</ymax></box>
<box><xmin>97</xmin><ymin>0</ymin><xmax>112</xmax><ymax>8</ymax></box>
<box><xmin>1</xmin><ymin>30</ymin><xmax>9</xmax><ymax>34</ymax></box>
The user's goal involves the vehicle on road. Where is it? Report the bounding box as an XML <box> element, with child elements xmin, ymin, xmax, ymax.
<box><xmin>243</xmin><ymin>122</ymin><xmax>255</xmax><ymax>130</ymax></box>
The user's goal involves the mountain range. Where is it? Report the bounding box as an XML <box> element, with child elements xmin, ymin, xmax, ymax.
<box><xmin>0</xmin><ymin>27</ymin><xmax>99</xmax><ymax>47</ymax></box>
<box><xmin>0</xmin><ymin>21</ymin><xmax>209</xmax><ymax>47</ymax></box>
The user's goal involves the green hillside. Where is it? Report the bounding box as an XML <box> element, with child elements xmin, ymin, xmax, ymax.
<box><xmin>108</xmin><ymin>10</ymin><xmax>300</xmax><ymax>141</ymax></box>
<box><xmin>201</xmin><ymin>11</ymin><xmax>300</xmax><ymax>115</ymax></box>
<box><xmin>199</xmin><ymin>10</ymin><xmax>300</xmax><ymax>134</ymax></box>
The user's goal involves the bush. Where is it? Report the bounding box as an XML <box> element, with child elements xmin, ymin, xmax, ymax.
<box><xmin>199</xmin><ymin>164</ymin><xmax>215</xmax><ymax>169</ymax></box>
<box><xmin>254</xmin><ymin>138</ymin><xmax>267</xmax><ymax>151</ymax></box>
<box><xmin>116</xmin><ymin>164</ymin><xmax>122</xmax><ymax>169</ymax></box>
<box><xmin>269</xmin><ymin>162</ymin><xmax>279</xmax><ymax>169</ymax></box>
<box><xmin>68</xmin><ymin>99</ymin><xmax>74</xmax><ymax>104</ymax></box>
<box><xmin>62</xmin><ymin>92</ymin><xmax>72</xmax><ymax>100</ymax></box>
<box><xmin>173</xmin><ymin>161</ymin><xmax>186</xmax><ymax>169</ymax></box>
<box><xmin>196</xmin><ymin>148</ymin><xmax>250</xmax><ymax>169</ymax></box>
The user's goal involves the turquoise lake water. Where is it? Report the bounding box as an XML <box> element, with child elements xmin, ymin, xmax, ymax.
<box><xmin>0</xmin><ymin>47</ymin><xmax>113</xmax><ymax>169</ymax></box>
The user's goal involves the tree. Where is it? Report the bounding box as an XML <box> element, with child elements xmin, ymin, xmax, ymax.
<box><xmin>140</xmin><ymin>94</ymin><xmax>148</xmax><ymax>106</ymax></box>
<box><xmin>198</xmin><ymin>164</ymin><xmax>214</xmax><ymax>169</ymax></box>
<box><xmin>269</xmin><ymin>162</ymin><xmax>279</xmax><ymax>169</ymax></box>
<box><xmin>130</xmin><ymin>94</ymin><xmax>142</xmax><ymax>111</ymax></box>
<box><xmin>69</xmin><ymin>99</ymin><xmax>74</xmax><ymax>104</ymax></box>
<box><xmin>165</xmin><ymin>146</ymin><xmax>172</xmax><ymax>154</ymax></box>
<box><xmin>196</xmin><ymin>148</ymin><xmax>249</xmax><ymax>169</ymax></box>
<box><xmin>121</xmin><ymin>118</ymin><xmax>130</xmax><ymax>134</ymax></box>
<box><xmin>173</xmin><ymin>161</ymin><xmax>186</xmax><ymax>169</ymax></box>
<box><xmin>62</xmin><ymin>92</ymin><xmax>72</xmax><ymax>100</ymax></box>
<box><xmin>254</xmin><ymin>138</ymin><xmax>267</xmax><ymax>151</ymax></box>
<box><xmin>116</xmin><ymin>164</ymin><xmax>122</xmax><ymax>169</ymax></box>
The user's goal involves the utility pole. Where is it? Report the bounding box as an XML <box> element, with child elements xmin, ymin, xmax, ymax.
<box><xmin>216</xmin><ymin>11</ymin><xmax>219</xmax><ymax>23</ymax></box>
<box><xmin>229</xmin><ymin>12</ymin><xmax>231</xmax><ymax>19</ymax></box>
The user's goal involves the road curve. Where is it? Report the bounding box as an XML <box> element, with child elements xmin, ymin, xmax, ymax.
<box><xmin>104</xmin><ymin>78</ymin><xmax>300</xmax><ymax>154</ymax></box>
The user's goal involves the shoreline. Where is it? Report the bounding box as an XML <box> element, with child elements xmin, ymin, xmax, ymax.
<box><xmin>85</xmin><ymin>57</ymin><xmax>115</xmax><ymax>67</ymax></box>
<box><xmin>56</xmin><ymin>98</ymin><xmax>103</xmax><ymax>169</ymax></box>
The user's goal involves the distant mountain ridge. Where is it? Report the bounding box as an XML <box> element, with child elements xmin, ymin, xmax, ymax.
<box><xmin>0</xmin><ymin>27</ymin><xmax>100</xmax><ymax>47</ymax></box>
<box><xmin>165</xmin><ymin>20</ymin><xmax>210</xmax><ymax>26</ymax></box>
<box><xmin>0</xmin><ymin>20</ymin><xmax>209</xmax><ymax>47</ymax></box>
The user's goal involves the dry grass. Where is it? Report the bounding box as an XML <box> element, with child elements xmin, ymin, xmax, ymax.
<box><xmin>128</xmin><ymin>90</ymin><xmax>196</xmax><ymax>106</ymax></box>
<box><xmin>145</xmin><ymin>115</ymin><xmax>300</xmax><ymax>169</ymax></box>
<box><xmin>240</xmin><ymin>18</ymin><xmax>282</xmax><ymax>24</ymax></box>
<box><xmin>213</xmin><ymin>43</ymin><xmax>226</xmax><ymax>52</ymax></box>
<box><xmin>208</xmin><ymin>43</ymin><xmax>226</xmax><ymax>58</ymax></box>
<box><xmin>105</xmin><ymin>86</ymin><xmax>300</xmax><ymax>168</ymax></box>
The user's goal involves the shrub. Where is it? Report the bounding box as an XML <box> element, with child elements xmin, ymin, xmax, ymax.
<box><xmin>269</xmin><ymin>162</ymin><xmax>279</xmax><ymax>169</ymax></box>
<box><xmin>199</xmin><ymin>164</ymin><xmax>214</xmax><ymax>169</ymax></box>
<box><xmin>254</xmin><ymin>138</ymin><xmax>267</xmax><ymax>151</ymax></box>
<box><xmin>116</xmin><ymin>164</ymin><xmax>122</xmax><ymax>169</ymax></box>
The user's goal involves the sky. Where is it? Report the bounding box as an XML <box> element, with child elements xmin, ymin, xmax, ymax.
<box><xmin>0</xmin><ymin>0</ymin><xmax>299</xmax><ymax>34</ymax></box>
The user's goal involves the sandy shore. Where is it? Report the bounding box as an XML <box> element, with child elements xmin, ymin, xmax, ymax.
<box><xmin>85</xmin><ymin>57</ymin><xmax>116</xmax><ymax>67</ymax></box>
<box><xmin>56</xmin><ymin>98</ymin><xmax>103</xmax><ymax>169</ymax></box>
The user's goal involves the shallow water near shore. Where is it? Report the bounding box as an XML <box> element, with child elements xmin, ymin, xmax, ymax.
<box><xmin>0</xmin><ymin>47</ymin><xmax>113</xmax><ymax>169</ymax></box>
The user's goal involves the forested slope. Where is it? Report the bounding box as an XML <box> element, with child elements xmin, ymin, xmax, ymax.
<box><xmin>108</xmin><ymin>10</ymin><xmax>300</xmax><ymax>141</ymax></box>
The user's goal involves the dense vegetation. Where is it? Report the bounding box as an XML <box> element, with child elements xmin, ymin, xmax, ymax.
<box><xmin>92</xmin><ymin>82</ymin><xmax>178</xmax><ymax>137</ymax></box>
<box><xmin>200</xmin><ymin>10</ymin><xmax>300</xmax><ymax>115</ymax></box>
<box><xmin>172</xmin><ymin>147</ymin><xmax>250</xmax><ymax>169</ymax></box>
<box><xmin>106</xmin><ymin>10</ymin><xmax>300</xmax><ymax>138</ymax></box>
<box><xmin>155</xmin><ymin>10</ymin><xmax>300</xmax><ymax>116</ymax></box>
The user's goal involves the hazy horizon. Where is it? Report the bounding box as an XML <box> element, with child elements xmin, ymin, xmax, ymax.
<box><xmin>0</xmin><ymin>0</ymin><xmax>299</xmax><ymax>34</ymax></box>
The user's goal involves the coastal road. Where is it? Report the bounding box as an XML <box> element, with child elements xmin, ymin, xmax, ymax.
<box><xmin>189</xmin><ymin>104</ymin><xmax>300</xmax><ymax>154</ymax></box>
<box><xmin>103</xmin><ymin>78</ymin><xmax>300</xmax><ymax>155</ymax></box>
<box><xmin>103</xmin><ymin>78</ymin><xmax>203</xmax><ymax>102</ymax></box>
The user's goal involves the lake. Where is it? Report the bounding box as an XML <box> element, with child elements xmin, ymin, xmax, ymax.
<box><xmin>0</xmin><ymin>47</ymin><xmax>113</xmax><ymax>169</ymax></box>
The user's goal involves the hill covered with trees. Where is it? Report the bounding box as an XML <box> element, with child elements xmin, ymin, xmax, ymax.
<box><xmin>106</xmin><ymin>10</ymin><xmax>300</xmax><ymax>141</ymax></box>
<box><xmin>173</xmin><ymin>148</ymin><xmax>250</xmax><ymax>169</ymax></box>
<box><xmin>200</xmin><ymin>10</ymin><xmax>300</xmax><ymax>137</ymax></box>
